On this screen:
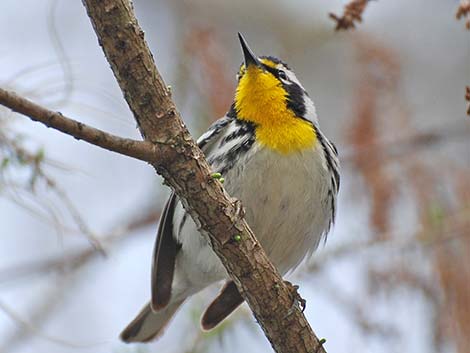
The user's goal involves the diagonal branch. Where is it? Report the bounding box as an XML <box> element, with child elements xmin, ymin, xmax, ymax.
<box><xmin>78</xmin><ymin>1</ymin><xmax>326</xmax><ymax>353</ymax></box>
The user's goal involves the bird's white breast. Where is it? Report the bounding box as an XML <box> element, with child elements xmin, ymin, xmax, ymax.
<box><xmin>227</xmin><ymin>143</ymin><xmax>332</xmax><ymax>274</ymax></box>
<box><xmin>172</xmin><ymin>142</ymin><xmax>333</xmax><ymax>296</ymax></box>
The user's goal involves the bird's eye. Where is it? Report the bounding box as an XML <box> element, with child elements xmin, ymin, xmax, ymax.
<box><xmin>278</xmin><ymin>70</ymin><xmax>287</xmax><ymax>80</ymax></box>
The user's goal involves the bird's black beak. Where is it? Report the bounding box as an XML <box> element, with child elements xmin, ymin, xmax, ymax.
<box><xmin>238</xmin><ymin>32</ymin><xmax>261</xmax><ymax>68</ymax></box>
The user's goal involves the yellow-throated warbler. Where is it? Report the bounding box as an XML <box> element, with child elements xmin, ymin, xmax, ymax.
<box><xmin>120</xmin><ymin>33</ymin><xmax>340</xmax><ymax>342</ymax></box>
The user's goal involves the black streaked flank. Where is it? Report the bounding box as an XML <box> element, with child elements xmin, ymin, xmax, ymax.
<box><xmin>330</xmin><ymin>141</ymin><xmax>339</xmax><ymax>156</ymax></box>
<box><xmin>219</xmin><ymin>119</ymin><xmax>256</xmax><ymax>147</ymax></box>
<box><xmin>218</xmin><ymin>136</ymin><xmax>255</xmax><ymax>176</ymax></box>
<box><xmin>198</xmin><ymin>116</ymin><xmax>232</xmax><ymax>150</ymax></box>
<box><xmin>314</xmin><ymin>125</ymin><xmax>340</xmax><ymax>194</ymax></box>
<box><xmin>207</xmin><ymin>121</ymin><xmax>256</xmax><ymax>176</ymax></box>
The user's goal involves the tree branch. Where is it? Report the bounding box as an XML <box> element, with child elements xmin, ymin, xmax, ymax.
<box><xmin>0</xmin><ymin>88</ymin><xmax>156</xmax><ymax>163</ymax></box>
<box><xmin>79</xmin><ymin>1</ymin><xmax>327</xmax><ymax>353</ymax></box>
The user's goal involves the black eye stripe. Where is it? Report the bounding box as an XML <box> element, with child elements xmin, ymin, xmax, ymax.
<box><xmin>262</xmin><ymin>64</ymin><xmax>283</xmax><ymax>80</ymax></box>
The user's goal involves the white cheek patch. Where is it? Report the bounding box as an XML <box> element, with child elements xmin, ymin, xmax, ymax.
<box><xmin>274</xmin><ymin>63</ymin><xmax>318</xmax><ymax>124</ymax></box>
<box><xmin>304</xmin><ymin>96</ymin><xmax>319</xmax><ymax>124</ymax></box>
<box><xmin>286</xmin><ymin>71</ymin><xmax>305</xmax><ymax>90</ymax></box>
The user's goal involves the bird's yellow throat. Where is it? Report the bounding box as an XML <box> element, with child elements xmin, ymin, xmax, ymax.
<box><xmin>234</xmin><ymin>64</ymin><xmax>316</xmax><ymax>154</ymax></box>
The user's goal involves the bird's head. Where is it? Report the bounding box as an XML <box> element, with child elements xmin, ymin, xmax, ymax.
<box><xmin>233</xmin><ymin>33</ymin><xmax>318</xmax><ymax>154</ymax></box>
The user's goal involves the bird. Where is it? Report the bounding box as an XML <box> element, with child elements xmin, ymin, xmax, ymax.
<box><xmin>120</xmin><ymin>33</ymin><xmax>340</xmax><ymax>343</ymax></box>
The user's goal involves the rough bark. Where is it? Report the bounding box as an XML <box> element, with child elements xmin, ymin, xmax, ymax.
<box><xmin>0</xmin><ymin>0</ymin><xmax>328</xmax><ymax>352</ymax></box>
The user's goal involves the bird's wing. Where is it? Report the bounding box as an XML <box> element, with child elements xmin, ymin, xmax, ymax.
<box><xmin>151</xmin><ymin>192</ymin><xmax>178</xmax><ymax>310</ymax></box>
<box><xmin>197</xmin><ymin>115</ymin><xmax>233</xmax><ymax>153</ymax></box>
<box><xmin>201</xmin><ymin>280</ymin><xmax>244</xmax><ymax>330</ymax></box>
<box><xmin>150</xmin><ymin>115</ymin><xmax>234</xmax><ymax>310</ymax></box>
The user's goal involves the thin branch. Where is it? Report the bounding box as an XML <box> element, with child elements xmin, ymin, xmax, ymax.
<box><xmin>329</xmin><ymin>0</ymin><xmax>373</xmax><ymax>31</ymax></box>
<box><xmin>0</xmin><ymin>88</ymin><xmax>156</xmax><ymax>163</ymax></box>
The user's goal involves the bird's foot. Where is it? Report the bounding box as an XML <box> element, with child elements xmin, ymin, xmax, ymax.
<box><xmin>284</xmin><ymin>280</ymin><xmax>306</xmax><ymax>317</ymax></box>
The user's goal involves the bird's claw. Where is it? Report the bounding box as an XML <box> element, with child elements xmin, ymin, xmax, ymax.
<box><xmin>283</xmin><ymin>281</ymin><xmax>306</xmax><ymax>318</ymax></box>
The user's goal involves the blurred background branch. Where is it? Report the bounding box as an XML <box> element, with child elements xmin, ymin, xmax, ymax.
<box><xmin>456</xmin><ymin>0</ymin><xmax>470</xmax><ymax>29</ymax></box>
<box><xmin>329</xmin><ymin>0</ymin><xmax>373</xmax><ymax>31</ymax></box>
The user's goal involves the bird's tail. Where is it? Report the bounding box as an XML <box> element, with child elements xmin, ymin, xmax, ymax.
<box><xmin>120</xmin><ymin>300</ymin><xmax>184</xmax><ymax>343</ymax></box>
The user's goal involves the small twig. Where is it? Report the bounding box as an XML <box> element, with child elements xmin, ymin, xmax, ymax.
<box><xmin>39</xmin><ymin>171</ymin><xmax>105</xmax><ymax>254</ymax></box>
<box><xmin>0</xmin><ymin>128</ymin><xmax>104</xmax><ymax>252</ymax></box>
<box><xmin>456</xmin><ymin>0</ymin><xmax>470</xmax><ymax>30</ymax></box>
<box><xmin>329</xmin><ymin>0</ymin><xmax>373</xmax><ymax>31</ymax></box>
